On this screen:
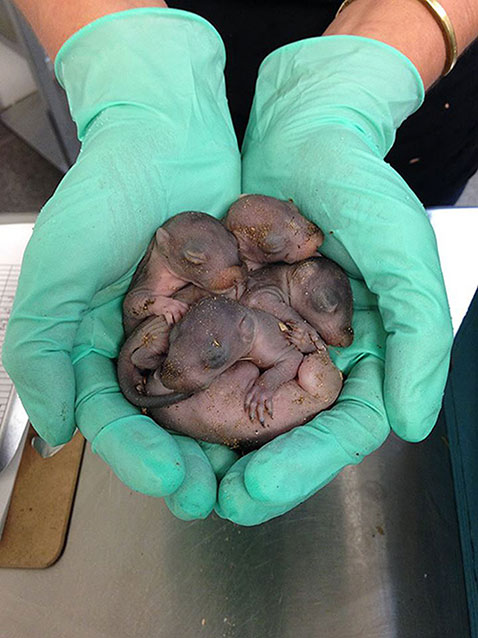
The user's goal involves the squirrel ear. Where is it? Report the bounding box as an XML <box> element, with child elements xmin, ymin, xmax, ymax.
<box><xmin>261</xmin><ymin>232</ymin><xmax>286</xmax><ymax>255</ymax></box>
<box><xmin>312</xmin><ymin>287</ymin><xmax>339</xmax><ymax>313</ymax></box>
<box><xmin>155</xmin><ymin>227</ymin><xmax>170</xmax><ymax>245</ymax></box>
<box><xmin>238</xmin><ymin>313</ymin><xmax>255</xmax><ymax>344</ymax></box>
<box><xmin>181</xmin><ymin>239</ymin><xmax>208</xmax><ymax>265</ymax></box>
<box><xmin>182</xmin><ymin>248</ymin><xmax>207</xmax><ymax>265</ymax></box>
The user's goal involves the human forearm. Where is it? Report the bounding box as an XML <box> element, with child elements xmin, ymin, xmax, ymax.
<box><xmin>14</xmin><ymin>0</ymin><xmax>168</xmax><ymax>59</ymax></box>
<box><xmin>324</xmin><ymin>0</ymin><xmax>478</xmax><ymax>88</ymax></box>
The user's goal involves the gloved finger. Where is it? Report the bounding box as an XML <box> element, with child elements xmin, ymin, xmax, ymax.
<box><xmin>360</xmin><ymin>209</ymin><xmax>451</xmax><ymax>442</ymax></box>
<box><xmin>329</xmin><ymin>148</ymin><xmax>453</xmax><ymax>442</ymax></box>
<box><xmin>1</xmin><ymin>189</ymin><xmax>132</xmax><ymax>445</ymax></box>
<box><xmin>234</xmin><ymin>356</ymin><xmax>387</xmax><ymax>507</ymax></box>
<box><xmin>216</xmin><ymin>280</ymin><xmax>387</xmax><ymax>524</ymax></box>
<box><xmin>197</xmin><ymin>440</ymin><xmax>239</xmax><ymax>480</ymax></box>
<box><xmin>165</xmin><ymin>435</ymin><xmax>217</xmax><ymax>520</ymax></box>
<box><xmin>215</xmin><ymin>455</ymin><xmax>303</xmax><ymax>526</ymax></box>
<box><xmin>243</xmin><ymin>125</ymin><xmax>452</xmax><ymax>444</ymax></box>
<box><xmin>2</xmin><ymin>328</ymin><xmax>77</xmax><ymax>446</ymax></box>
<box><xmin>308</xmin><ymin>136</ymin><xmax>452</xmax><ymax>442</ymax></box>
<box><xmin>2</xmin><ymin>242</ymin><xmax>84</xmax><ymax>444</ymax></box>
<box><xmin>75</xmin><ymin>352</ymin><xmax>185</xmax><ymax>496</ymax></box>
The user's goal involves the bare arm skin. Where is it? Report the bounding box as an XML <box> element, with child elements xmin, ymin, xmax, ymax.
<box><xmin>244</xmin><ymin>349</ymin><xmax>303</xmax><ymax>423</ymax></box>
<box><xmin>324</xmin><ymin>0</ymin><xmax>478</xmax><ymax>89</ymax></box>
<box><xmin>17</xmin><ymin>0</ymin><xmax>477</xmax><ymax>89</ymax></box>
<box><xmin>14</xmin><ymin>0</ymin><xmax>168</xmax><ymax>59</ymax></box>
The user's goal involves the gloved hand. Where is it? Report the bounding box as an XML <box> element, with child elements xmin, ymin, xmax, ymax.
<box><xmin>216</xmin><ymin>36</ymin><xmax>453</xmax><ymax>525</ymax></box>
<box><xmin>2</xmin><ymin>9</ymin><xmax>240</xmax><ymax>520</ymax></box>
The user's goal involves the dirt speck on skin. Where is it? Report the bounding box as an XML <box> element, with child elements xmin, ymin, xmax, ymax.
<box><xmin>220</xmin><ymin>436</ymin><xmax>241</xmax><ymax>449</ymax></box>
<box><xmin>221</xmin><ymin>391</ymin><xmax>238</xmax><ymax>407</ymax></box>
<box><xmin>234</xmin><ymin>223</ymin><xmax>273</xmax><ymax>246</ymax></box>
<box><xmin>304</xmin><ymin>220</ymin><xmax>322</xmax><ymax>239</ymax></box>
<box><xmin>140</xmin><ymin>298</ymin><xmax>154</xmax><ymax>311</ymax></box>
<box><xmin>286</xmin><ymin>216</ymin><xmax>301</xmax><ymax>235</ymax></box>
<box><xmin>161</xmin><ymin>358</ymin><xmax>181</xmax><ymax>379</ymax></box>
<box><xmin>141</xmin><ymin>332</ymin><xmax>156</xmax><ymax>347</ymax></box>
<box><xmin>131</xmin><ymin>297</ymin><xmax>155</xmax><ymax>317</ymax></box>
<box><xmin>318</xmin><ymin>349</ymin><xmax>331</xmax><ymax>365</ymax></box>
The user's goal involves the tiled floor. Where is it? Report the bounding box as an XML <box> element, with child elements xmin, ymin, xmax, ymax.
<box><xmin>0</xmin><ymin>120</ymin><xmax>477</xmax><ymax>213</ymax></box>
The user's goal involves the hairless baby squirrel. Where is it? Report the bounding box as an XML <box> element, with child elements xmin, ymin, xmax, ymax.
<box><xmin>118</xmin><ymin>197</ymin><xmax>352</xmax><ymax>443</ymax></box>
<box><xmin>122</xmin><ymin>211</ymin><xmax>247</xmax><ymax>335</ymax></box>
<box><xmin>226</xmin><ymin>196</ymin><xmax>352</xmax><ymax>349</ymax></box>
<box><xmin>147</xmin><ymin>351</ymin><xmax>343</xmax><ymax>449</ymax></box>
<box><xmin>122</xmin><ymin>196</ymin><xmax>325</xmax><ymax>337</ymax></box>
<box><xmin>240</xmin><ymin>257</ymin><xmax>354</xmax><ymax>350</ymax></box>
<box><xmin>118</xmin><ymin>296</ymin><xmax>304</xmax><ymax>423</ymax></box>
<box><xmin>224</xmin><ymin>194</ymin><xmax>324</xmax><ymax>270</ymax></box>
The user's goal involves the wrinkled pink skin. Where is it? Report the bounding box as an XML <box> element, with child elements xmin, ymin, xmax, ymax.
<box><xmin>117</xmin><ymin>314</ymin><xmax>191</xmax><ymax>409</ymax></box>
<box><xmin>117</xmin><ymin>284</ymin><xmax>247</xmax><ymax>409</ymax></box>
<box><xmin>118</xmin><ymin>258</ymin><xmax>353</xmax><ymax>411</ymax></box>
<box><xmin>225</xmin><ymin>194</ymin><xmax>324</xmax><ymax>271</ymax></box>
<box><xmin>158</xmin><ymin>296</ymin><xmax>304</xmax><ymax>423</ymax></box>
<box><xmin>118</xmin><ymin>203</ymin><xmax>349</xmax><ymax>445</ymax></box>
<box><xmin>119</xmin><ymin>295</ymin><xmax>304</xmax><ymax>421</ymax></box>
<box><xmin>123</xmin><ymin>211</ymin><xmax>247</xmax><ymax>335</ymax></box>
<box><xmin>241</xmin><ymin>257</ymin><xmax>354</xmax><ymax>348</ymax></box>
<box><xmin>147</xmin><ymin>351</ymin><xmax>342</xmax><ymax>449</ymax></box>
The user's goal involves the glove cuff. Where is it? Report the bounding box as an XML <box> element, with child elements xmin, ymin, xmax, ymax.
<box><xmin>251</xmin><ymin>35</ymin><xmax>425</xmax><ymax>156</ymax></box>
<box><xmin>55</xmin><ymin>8</ymin><xmax>226</xmax><ymax>141</ymax></box>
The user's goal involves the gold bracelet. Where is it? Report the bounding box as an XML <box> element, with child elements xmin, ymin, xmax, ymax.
<box><xmin>335</xmin><ymin>0</ymin><xmax>458</xmax><ymax>76</ymax></box>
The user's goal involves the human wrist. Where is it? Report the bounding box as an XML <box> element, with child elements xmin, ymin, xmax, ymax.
<box><xmin>324</xmin><ymin>0</ymin><xmax>478</xmax><ymax>88</ymax></box>
<box><xmin>14</xmin><ymin>1</ymin><xmax>169</xmax><ymax>59</ymax></box>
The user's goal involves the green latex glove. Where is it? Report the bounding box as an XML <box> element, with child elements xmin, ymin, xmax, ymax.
<box><xmin>216</xmin><ymin>36</ymin><xmax>453</xmax><ymax>525</ymax></box>
<box><xmin>2</xmin><ymin>9</ymin><xmax>240</xmax><ymax>519</ymax></box>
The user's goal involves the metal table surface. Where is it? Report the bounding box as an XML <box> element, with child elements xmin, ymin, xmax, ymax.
<box><xmin>0</xmin><ymin>209</ymin><xmax>474</xmax><ymax>638</ymax></box>
<box><xmin>0</xmin><ymin>430</ymin><xmax>469</xmax><ymax>638</ymax></box>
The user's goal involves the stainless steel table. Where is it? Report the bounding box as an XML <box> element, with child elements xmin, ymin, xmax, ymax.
<box><xmin>0</xmin><ymin>209</ymin><xmax>474</xmax><ymax>638</ymax></box>
<box><xmin>0</xmin><ymin>431</ymin><xmax>469</xmax><ymax>637</ymax></box>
